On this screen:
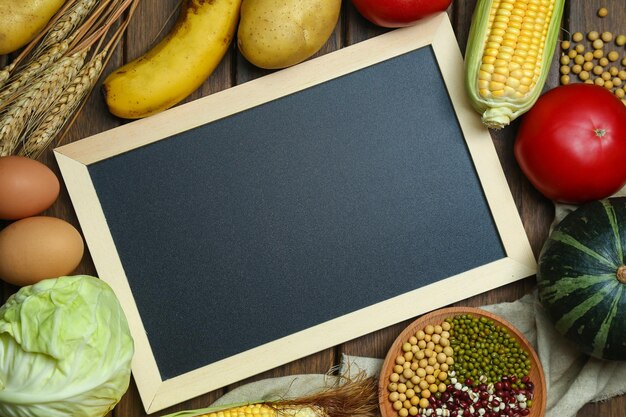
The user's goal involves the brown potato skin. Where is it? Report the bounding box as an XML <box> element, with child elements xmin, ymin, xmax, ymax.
<box><xmin>0</xmin><ymin>0</ymin><xmax>65</xmax><ymax>54</ymax></box>
<box><xmin>237</xmin><ymin>0</ymin><xmax>341</xmax><ymax>69</ymax></box>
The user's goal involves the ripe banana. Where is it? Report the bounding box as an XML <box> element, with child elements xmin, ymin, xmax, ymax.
<box><xmin>103</xmin><ymin>0</ymin><xmax>241</xmax><ymax>119</ymax></box>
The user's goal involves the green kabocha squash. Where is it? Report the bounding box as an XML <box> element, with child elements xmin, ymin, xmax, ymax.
<box><xmin>538</xmin><ymin>197</ymin><xmax>626</xmax><ymax>361</ymax></box>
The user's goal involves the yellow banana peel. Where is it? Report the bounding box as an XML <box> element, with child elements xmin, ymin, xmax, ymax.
<box><xmin>103</xmin><ymin>0</ymin><xmax>241</xmax><ymax>119</ymax></box>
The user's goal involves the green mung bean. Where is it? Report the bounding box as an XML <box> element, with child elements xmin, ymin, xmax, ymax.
<box><xmin>446</xmin><ymin>314</ymin><xmax>531</xmax><ymax>386</ymax></box>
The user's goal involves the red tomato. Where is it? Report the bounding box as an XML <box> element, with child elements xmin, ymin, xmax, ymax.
<box><xmin>351</xmin><ymin>0</ymin><xmax>452</xmax><ymax>28</ymax></box>
<box><xmin>514</xmin><ymin>84</ymin><xmax>626</xmax><ymax>204</ymax></box>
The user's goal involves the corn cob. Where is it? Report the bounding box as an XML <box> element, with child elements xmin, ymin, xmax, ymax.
<box><xmin>197</xmin><ymin>403</ymin><xmax>320</xmax><ymax>417</ymax></box>
<box><xmin>162</xmin><ymin>374</ymin><xmax>378</xmax><ymax>417</ymax></box>
<box><xmin>465</xmin><ymin>0</ymin><xmax>565</xmax><ymax>129</ymax></box>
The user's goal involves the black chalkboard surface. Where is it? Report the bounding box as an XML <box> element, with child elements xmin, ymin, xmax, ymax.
<box><xmin>90</xmin><ymin>45</ymin><xmax>502</xmax><ymax>380</ymax></box>
<box><xmin>56</xmin><ymin>13</ymin><xmax>535</xmax><ymax>413</ymax></box>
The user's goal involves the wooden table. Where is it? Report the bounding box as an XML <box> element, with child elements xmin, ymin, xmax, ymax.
<box><xmin>2</xmin><ymin>0</ymin><xmax>624</xmax><ymax>416</ymax></box>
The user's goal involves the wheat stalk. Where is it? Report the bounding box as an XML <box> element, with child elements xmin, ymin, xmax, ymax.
<box><xmin>37</xmin><ymin>0</ymin><xmax>100</xmax><ymax>53</ymax></box>
<box><xmin>0</xmin><ymin>0</ymin><xmax>79</xmax><ymax>87</ymax></box>
<box><xmin>0</xmin><ymin>51</ymin><xmax>86</xmax><ymax>156</ymax></box>
<box><xmin>0</xmin><ymin>0</ymin><xmax>140</xmax><ymax>158</ymax></box>
<box><xmin>19</xmin><ymin>50</ymin><xmax>105</xmax><ymax>158</ymax></box>
<box><xmin>24</xmin><ymin>51</ymin><xmax>88</xmax><ymax>135</ymax></box>
<box><xmin>0</xmin><ymin>37</ymin><xmax>76</xmax><ymax>107</ymax></box>
<box><xmin>1</xmin><ymin>0</ymin><xmax>103</xmax><ymax>104</ymax></box>
<box><xmin>0</xmin><ymin>62</ymin><xmax>15</xmax><ymax>89</ymax></box>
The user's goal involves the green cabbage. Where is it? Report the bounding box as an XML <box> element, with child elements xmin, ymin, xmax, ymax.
<box><xmin>0</xmin><ymin>275</ymin><xmax>134</xmax><ymax>417</ymax></box>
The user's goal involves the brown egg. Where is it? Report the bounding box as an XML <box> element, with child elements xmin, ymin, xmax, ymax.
<box><xmin>0</xmin><ymin>216</ymin><xmax>84</xmax><ymax>286</ymax></box>
<box><xmin>0</xmin><ymin>156</ymin><xmax>60</xmax><ymax>220</ymax></box>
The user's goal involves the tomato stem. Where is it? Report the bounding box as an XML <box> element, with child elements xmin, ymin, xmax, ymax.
<box><xmin>594</xmin><ymin>128</ymin><xmax>607</xmax><ymax>137</ymax></box>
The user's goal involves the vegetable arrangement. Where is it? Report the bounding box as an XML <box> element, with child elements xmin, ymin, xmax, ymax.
<box><xmin>1</xmin><ymin>2</ymin><xmax>626</xmax><ymax>417</ymax></box>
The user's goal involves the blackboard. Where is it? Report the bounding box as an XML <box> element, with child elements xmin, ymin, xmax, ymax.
<box><xmin>55</xmin><ymin>13</ymin><xmax>535</xmax><ymax>414</ymax></box>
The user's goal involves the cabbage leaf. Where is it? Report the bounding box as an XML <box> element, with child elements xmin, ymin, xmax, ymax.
<box><xmin>0</xmin><ymin>275</ymin><xmax>134</xmax><ymax>417</ymax></box>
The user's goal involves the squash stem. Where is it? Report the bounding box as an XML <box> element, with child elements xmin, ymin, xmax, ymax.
<box><xmin>617</xmin><ymin>265</ymin><xmax>626</xmax><ymax>284</ymax></box>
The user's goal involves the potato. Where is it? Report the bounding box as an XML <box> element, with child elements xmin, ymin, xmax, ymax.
<box><xmin>0</xmin><ymin>0</ymin><xmax>65</xmax><ymax>55</ymax></box>
<box><xmin>237</xmin><ymin>0</ymin><xmax>341</xmax><ymax>69</ymax></box>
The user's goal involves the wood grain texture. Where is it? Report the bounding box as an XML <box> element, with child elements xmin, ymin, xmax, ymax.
<box><xmin>0</xmin><ymin>1</ymin><xmax>624</xmax><ymax>416</ymax></box>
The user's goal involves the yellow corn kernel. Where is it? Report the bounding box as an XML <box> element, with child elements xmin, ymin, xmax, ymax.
<box><xmin>492</xmin><ymin>73</ymin><xmax>509</xmax><ymax>83</ymax></box>
<box><xmin>203</xmin><ymin>404</ymin><xmax>275</xmax><ymax>417</ymax></box>
<box><xmin>494</xmin><ymin>66</ymin><xmax>510</xmax><ymax>76</ymax></box>
<box><xmin>506</xmin><ymin>77</ymin><xmax>521</xmax><ymax>89</ymax></box>
<box><xmin>489</xmin><ymin>81</ymin><xmax>506</xmax><ymax>91</ymax></box>
<box><xmin>201</xmin><ymin>404</ymin><xmax>318</xmax><ymax>417</ymax></box>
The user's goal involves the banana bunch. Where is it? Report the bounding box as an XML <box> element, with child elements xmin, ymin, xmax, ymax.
<box><xmin>103</xmin><ymin>0</ymin><xmax>241</xmax><ymax>119</ymax></box>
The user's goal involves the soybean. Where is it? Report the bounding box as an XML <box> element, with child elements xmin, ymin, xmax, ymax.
<box><xmin>608</xmin><ymin>51</ymin><xmax>619</xmax><ymax>62</ymax></box>
<box><xmin>601</xmin><ymin>32</ymin><xmax>613</xmax><ymax>43</ymax></box>
<box><xmin>387</xmin><ymin>319</ymin><xmax>453</xmax><ymax>417</ymax></box>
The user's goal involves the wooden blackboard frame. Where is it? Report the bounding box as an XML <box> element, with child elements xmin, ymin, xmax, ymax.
<box><xmin>54</xmin><ymin>13</ymin><xmax>535</xmax><ymax>414</ymax></box>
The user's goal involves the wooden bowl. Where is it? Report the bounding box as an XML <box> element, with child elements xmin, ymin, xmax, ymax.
<box><xmin>379</xmin><ymin>307</ymin><xmax>546</xmax><ymax>417</ymax></box>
